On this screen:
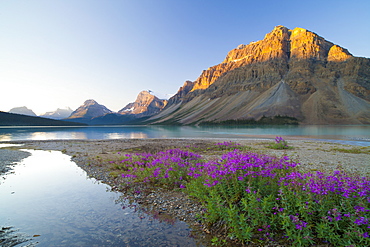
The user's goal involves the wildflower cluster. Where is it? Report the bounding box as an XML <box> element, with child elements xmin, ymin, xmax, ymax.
<box><xmin>116</xmin><ymin>149</ymin><xmax>201</xmax><ymax>189</ymax></box>
<box><xmin>268</xmin><ymin>136</ymin><xmax>291</xmax><ymax>149</ymax></box>
<box><xmin>111</xmin><ymin>142</ymin><xmax>369</xmax><ymax>246</ymax></box>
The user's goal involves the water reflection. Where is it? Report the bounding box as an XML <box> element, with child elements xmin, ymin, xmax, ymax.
<box><xmin>0</xmin><ymin>133</ymin><xmax>12</xmax><ymax>142</ymax></box>
<box><xmin>0</xmin><ymin>150</ymin><xmax>203</xmax><ymax>246</ymax></box>
<box><xmin>30</xmin><ymin>130</ymin><xmax>88</xmax><ymax>140</ymax></box>
<box><xmin>106</xmin><ymin>132</ymin><xmax>148</xmax><ymax>139</ymax></box>
<box><xmin>0</xmin><ymin>125</ymin><xmax>369</xmax><ymax>146</ymax></box>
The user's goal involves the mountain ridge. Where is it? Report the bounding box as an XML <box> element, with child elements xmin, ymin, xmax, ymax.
<box><xmin>147</xmin><ymin>25</ymin><xmax>370</xmax><ymax>125</ymax></box>
<box><xmin>119</xmin><ymin>90</ymin><xmax>167</xmax><ymax>116</ymax></box>
<box><xmin>8</xmin><ymin>106</ymin><xmax>37</xmax><ymax>117</ymax></box>
<box><xmin>14</xmin><ymin>26</ymin><xmax>368</xmax><ymax>126</ymax></box>
<box><xmin>65</xmin><ymin>91</ymin><xmax>167</xmax><ymax>125</ymax></box>
<box><xmin>40</xmin><ymin>107</ymin><xmax>73</xmax><ymax>120</ymax></box>
<box><xmin>67</xmin><ymin>99</ymin><xmax>113</xmax><ymax>121</ymax></box>
<box><xmin>190</xmin><ymin>25</ymin><xmax>352</xmax><ymax>92</ymax></box>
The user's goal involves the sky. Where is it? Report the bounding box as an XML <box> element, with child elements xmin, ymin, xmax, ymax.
<box><xmin>1</xmin><ymin>0</ymin><xmax>370</xmax><ymax>115</ymax></box>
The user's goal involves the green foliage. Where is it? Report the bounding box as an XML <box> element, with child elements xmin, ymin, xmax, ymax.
<box><xmin>267</xmin><ymin>136</ymin><xmax>293</xmax><ymax>150</ymax></box>
<box><xmin>267</xmin><ymin>142</ymin><xmax>293</xmax><ymax>150</ymax></box>
<box><xmin>112</xmin><ymin>143</ymin><xmax>369</xmax><ymax>246</ymax></box>
<box><xmin>330</xmin><ymin>147</ymin><xmax>370</xmax><ymax>154</ymax></box>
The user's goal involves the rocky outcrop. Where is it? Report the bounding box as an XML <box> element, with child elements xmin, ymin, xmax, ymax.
<box><xmin>167</xmin><ymin>81</ymin><xmax>195</xmax><ymax>105</ymax></box>
<box><xmin>8</xmin><ymin>106</ymin><xmax>37</xmax><ymax>117</ymax></box>
<box><xmin>148</xmin><ymin>26</ymin><xmax>370</xmax><ymax>125</ymax></box>
<box><xmin>118</xmin><ymin>91</ymin><xmax>167</xmax><ymax>117</ymax></box>
<box><xmin>68</xmin><ymin>100</ymin><xmax>112</xmax><ymax>120</ymax></box>
<box><xmin>190</xmin><ymin>26</ymin><xmax>353</xmax><ymax>92</ymax></box>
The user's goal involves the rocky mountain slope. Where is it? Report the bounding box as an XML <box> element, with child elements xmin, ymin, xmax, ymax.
<box><xmin>148</xmin><ymin>26</ymin><xmax>370</xmax><ymax>125</ymax></box>
<box><xmin>40</xmin><ymin>107</ymin><xmax>73</xmax><ymax>119</ymax></box>
<box><xmin>119</xmin><ymin>91</ymin><xmax>167</xmax><ymax>116</ymax></box>
<box><xmin>8</xmin><ymin>106</ymin><xmax>37</xmax><ymax>117</ymax></box>
<box><xmin>67</xmin><ymin>100</ymin><xmax>112</xmax><ymax>122</ymax></box>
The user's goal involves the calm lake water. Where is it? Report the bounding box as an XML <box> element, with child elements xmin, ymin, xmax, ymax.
<box><xmin>0</xmin><ymin>149</ymin><xmax>204</xmax><ymax>246</ymax></box>
<box><xmin>0</xmin><ymin>125</ymin><xmax>370</xmax><ymax>146</ymax></box>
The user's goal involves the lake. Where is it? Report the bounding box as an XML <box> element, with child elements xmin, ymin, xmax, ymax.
<box><xmin>0</xmin><ymin>125</ymin><xmax>370</xmax><ymax>146</ymax></box>
<box><xmin>0</xmin><ymin>149</ymin><xmax>204</xmax><ymax>246</ymax></box>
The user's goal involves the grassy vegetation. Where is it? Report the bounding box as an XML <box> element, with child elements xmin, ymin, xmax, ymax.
<box><xmin>104</xmin><ymin>139</ymin><xmax>369</xmax><ymax>246</ymax></box>
<box><xmin>266</xmin><ymin>136</ymin><xmax>294</xmax><ymax>150</ymax></box>
<box><xmin>122</xmin><ymin>141</ymin><xmax>254</xmax><ymax>155</ymax></box>
<box><xmin>329</xmin><ymin>147</ymin><xmax>370</xmax><ymax>154</ymax></box>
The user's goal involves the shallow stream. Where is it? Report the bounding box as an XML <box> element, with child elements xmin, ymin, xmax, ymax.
<box><xmin>0</xmin><ymin>149</ymin><xmax>204</xmax><ymax>246</ymax></box>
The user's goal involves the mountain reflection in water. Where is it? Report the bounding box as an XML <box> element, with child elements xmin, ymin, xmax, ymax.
<box><xmin>0</xmin><ymin>149</ymin><xmax>203</xmax><ymax>247</ymax></box>
<box><xmin>0</xmin><ymin>125</ymin><xmax>369</xmax><ymax>146</ymax></box>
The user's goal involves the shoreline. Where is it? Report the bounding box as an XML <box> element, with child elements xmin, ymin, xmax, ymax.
<box><xmin>0</xmin><ymin>147</ymin><xmax>31</xmax><ymax>175</ymax></box>
<box><xmin>1</xmin><ymin>138</ymin><xmax>369</xmax><ymax>246</ymax></box>
<box><xmin>4</xmin><ymin>138</ymin><xmax>369</xmax><ymax>175</ymax></box>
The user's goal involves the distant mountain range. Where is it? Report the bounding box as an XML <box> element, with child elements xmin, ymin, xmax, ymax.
<box><xmin>40</xmin><ymin>107</ymin><xmax>73</xmax><ymax>120</ymax></box>
<box><xmin>8</xmin><ymin>106</ymin><xmax>37</xmax><ymax>117</ymax></box>
<box><xmin>65</xmin><ymin>91</ymin><xmax>167</xmax><ymax>125</ymax></box>
<box><xmin>4</xmin><ymin>26</ymin><xmax>370</xmax><ymax>126</ymax></box>
<box><xmin>0</xmin><ymin>111</ymin><xmax>86</xmax><ymax>126</ymax></box>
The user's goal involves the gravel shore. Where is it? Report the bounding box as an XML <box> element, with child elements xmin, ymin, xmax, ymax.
<box><xmin>8</xmin><ymin>138</ymin><xmax>369</xmax><ymax>175</ymax></box>
<box><xmin>0</xmin><ymin>147</ymin><xmax>30</xmax><ymax>175</ymax></box>
<box><xmin>1</xmin><ymin>138</ymin><xmax>369</xmax><ymax>246</ymax></box>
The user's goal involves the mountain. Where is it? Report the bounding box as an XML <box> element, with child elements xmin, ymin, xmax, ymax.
<box><xmin>82</xmin><ymin>91</ymin><xmax>167</xmax><ymax>125</ymax></box>
<box><xmin>40</xmin><ymin>107</ymin><xmax>73</xmax><ymax>119</ymax></box>
<box><xmin>118</xmin><ymin>90</ymin><xmax>167</xmax><ymax>116</ymax></box>
<box><xmin>0</xmin><ymin>111</ymin><xmax>86</xmax><ymax>126</ymax></box>
<box><xmin>66</xmin><ymin>99</ymin><xmax>112</xmax><ymax>124</ymax></box>
<box><xmin>147</xmin><ymin>26</ymin><xmax>370</xmax><ymax>125</ymax></box>
<box><xmin>8</xmin><ymin>106</ymin><xmax>37</xmax><ymax>117</ymax></box>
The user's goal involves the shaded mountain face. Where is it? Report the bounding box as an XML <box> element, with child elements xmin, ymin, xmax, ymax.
<box><xmin>148</xmin><ymin>26</ymin><xmax>370</xmax><ymax>125</ymax></box>
<box><xmin>118</xmin><ymin>91</ymin><xmax>167</xmax><ymax>117</ymax></box>
<box><xmin>68</xmin><ymin>100</ymin><xmax>112</xmax><ymax>120</ymax></box>
<box><xmin>40</xmin><ymin>108</ymin><xmax>73</xmax><ymax>120</ymax></box>
<box><xmin>167</xmin><ymin>81</ymin><xmax>195</xmax><ymax>105</ymax></box>
<box><xmin>8</xmin><ymin>106</ymin><xmax>37</xmax><ymax>117</ymax></box>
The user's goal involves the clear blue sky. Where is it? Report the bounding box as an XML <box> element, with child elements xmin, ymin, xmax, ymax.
<box><xmin>1</xmin><ymin>0</ymin><xmax>369</xmax><ymax>115</ymax></box>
